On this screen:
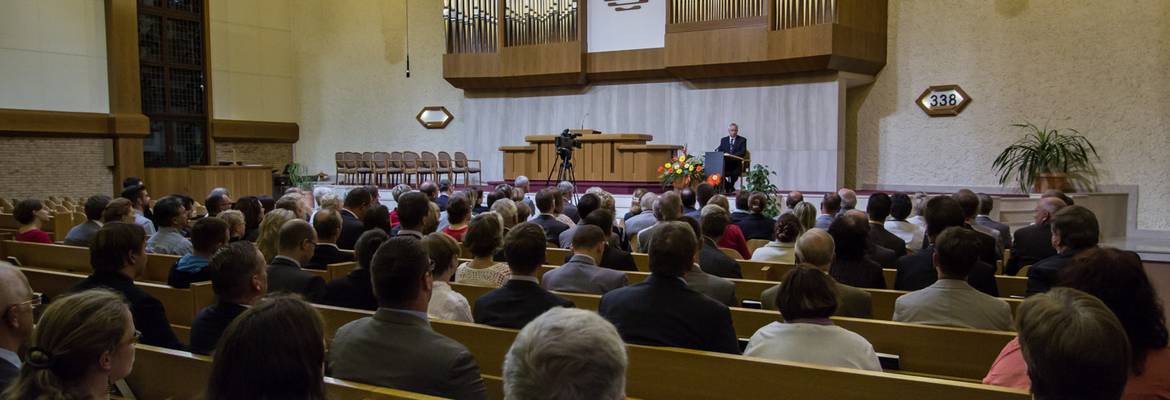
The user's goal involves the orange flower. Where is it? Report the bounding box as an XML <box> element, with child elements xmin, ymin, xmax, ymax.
<box><xmin>658</xmin><ymin>166</ymin><xmax>664</xmax><ymax>173</ymax></box>
<box><xmin>697</xmin><ymin>165</ymin><xmax>704</xmax><ymax>172</ymax></box>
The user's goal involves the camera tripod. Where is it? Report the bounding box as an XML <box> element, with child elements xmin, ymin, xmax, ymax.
<box><xmin>545</xmin><ymin>148</ymin><xmax>578</xmax><ymax>202</ymax></box>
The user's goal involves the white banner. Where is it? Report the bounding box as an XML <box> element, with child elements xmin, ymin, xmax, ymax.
<box><xmin>587</xmin><ymin>0</ymin><xmax>666</xmax><ymax>53</ymax></box>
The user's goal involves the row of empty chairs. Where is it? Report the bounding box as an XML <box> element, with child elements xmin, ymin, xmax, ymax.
<box><xmin>335</xmin><ymin>151</ymin><xmax>482</xmax><ymax>188</ymax></box>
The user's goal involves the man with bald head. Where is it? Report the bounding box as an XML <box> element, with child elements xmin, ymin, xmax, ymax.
<box><xmin>266</xmin><ymin>219</ymin><xmax>325</xmax><ymax>302</ymax></box>
<box><xmin>0</xmin><ymin>263</ymin><xmax>33</xmax><ymax>387</ymax></box>
<box><xmin>785</xmin><ymin>191</ymin><xmax>804</xmax><ymax>210</ymax></box>
<box><xmin>759</xmin><ymin>229</ymin><xmax>872</xmax><ymax>318</ymax></box>
<box><xmin>1006</xmin><ymin>197</ymin><xmax>1067</xmax><ymax>276</ymax></box>
<box><xmin>637</xmin><ymin>191</ymin><xmax>683</xmax><ymax>253</ymax></box>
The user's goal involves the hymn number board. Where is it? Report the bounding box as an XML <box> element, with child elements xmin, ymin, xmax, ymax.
<box><xmin>916</xmin><ymin>85</ymin><xmax>971</xmax><ymax>117</ymax></box>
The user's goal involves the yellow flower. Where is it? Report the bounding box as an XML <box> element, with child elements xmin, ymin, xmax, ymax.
<box><xmin>664</xmin><ymin>163</ymin><xmax>671</xmax><ymax>168</ymax></box>
<box><xmin>679</xmin><ymin>155</ymin><xmax>686</xmax><ymax>162</ymax></box>
<box><xmin>687</xmin><ymin>164</ymin><xmax>694</xmax><ymax>171</ymax></box>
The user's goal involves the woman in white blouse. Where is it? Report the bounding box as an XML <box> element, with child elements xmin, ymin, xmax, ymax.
<box><xmin>455</xmin><ymin>212</ymin><xmax>512</xmax><ymax>287</ymax></box>
<box><xmin>744</xmin><ymin>266</ymin><xmax>882</xmax><ymax>371</ymax></box>
<box><xmin>423</xmin><ymin>232</ymin><xmax>473</xmax><ymax>322</ymax></box>
<box><xmin>750</xmin><ymin>213</ymin><xmax>801</xmax><ymax>264</ymax></box>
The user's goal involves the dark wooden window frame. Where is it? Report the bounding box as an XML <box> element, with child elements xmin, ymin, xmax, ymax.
<box><xmin>138</xmin><ymin>0</ymin><xmax>210</xmax><ymax>167</ymax></box>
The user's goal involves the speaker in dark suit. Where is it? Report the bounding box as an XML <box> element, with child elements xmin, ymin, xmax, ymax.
<box><xmin>714</xmin><ymin>124</ymin><xmax>748</xmax><ymax>192</ymax></box>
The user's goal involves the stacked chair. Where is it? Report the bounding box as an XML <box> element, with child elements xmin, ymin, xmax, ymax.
<box><xmin>333</xmin><ymin>151</ymin><xmax>480</xmax><ymax>188</ymax></box>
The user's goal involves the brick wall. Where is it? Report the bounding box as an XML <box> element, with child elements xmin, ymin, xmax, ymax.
<box><xmin>0</xmin><ymin>137</ymin><xmax>114</xmax><ymax>200</ymax></box>
<box><xmin>215</xmin><ymin>142</ymin><xmax>293</xmax><ymax>171</ymax></box>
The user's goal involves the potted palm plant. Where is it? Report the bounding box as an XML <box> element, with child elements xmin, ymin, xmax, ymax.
<box><xmin>992</xmin><ymin>122</ymin><xmax>1099</xmax><ymax>193</ymax></box>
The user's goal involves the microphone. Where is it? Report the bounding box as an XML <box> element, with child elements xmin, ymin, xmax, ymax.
<box><xmin>579</xmin><ymin>112</ymin><xmax>589</xmax><ymax>130</ymax></box>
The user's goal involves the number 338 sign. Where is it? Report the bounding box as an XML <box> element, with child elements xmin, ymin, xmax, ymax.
<box><xmin>916</xmin><ymin>85</ymin><xmax>971</xmax><ymax>117</ymax></box>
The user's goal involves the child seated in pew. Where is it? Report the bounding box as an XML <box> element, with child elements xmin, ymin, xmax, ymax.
<box><xmin>2</xmin><ymin>289</ymin><xmax>137</xmax><ymax>399</ymax></box>
<box><xmin>168</xmin><ymin>217</ymin><xmax>230</xmax><ymax>288</ymax></box>
<box><xmin>207</xmin><ymin>295</ymin><xmax>327</xmax><ymax>400</ymax></box>
<box><xmin>744</xmin><ymin>266</ymin><xmax>882</xmax><ymax>371</ymax></box>
<box><xmin>13</xmin><ymin>199</ymin><xmax>52</xmax><ymax>244</ymax></box>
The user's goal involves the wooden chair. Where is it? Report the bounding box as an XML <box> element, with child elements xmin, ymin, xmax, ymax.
<box><xmin>419</xmin><ymin>151</ymin><xmax>439</xmax><ymax>183</ymax></box>
<box><xmin>355</xmin><ymin>152</ymin><xmax>374</xmax><ymax>185</ymax></box>
<box><xmin>718</xmin><ymin>247</ymin><xmax>743</xmax><ymax>260</ymax></box>
<box><xmin>402</xmin><ymin>151</ymin><xmax>421</xmax><ymax>187</ymax></box>
<box><xmin>746</xmin><ymin>239</ymin><xmax>770</xmax><ymax>254</ymax></box>
<box><xmin>388</xmin><ymin>151</ymin><xmax>404</xmax><ymax>186</ymax></box>
<box><xmin>436</xmin><ymin>151</ymin><xmax>455</xmax><ymax>184</ymax></box>
<box><xmin>371</xmin><ymin>152</ymin><xmax>390</xmax><ymax>188</ymax></box>
<box><xmin>453</xmin><ymin>152</ymin><xmax>481</xmax><ymax>186</ymax></box>
<box><xmin>334</xmin><ymin>152</ymin><xmax>349</xmax><ymax>184</ymax></box>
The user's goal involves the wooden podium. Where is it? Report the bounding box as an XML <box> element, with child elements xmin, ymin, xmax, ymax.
<box><xmin>500</xmin><ymin>132</ymin><xmax>681</xmax><ymax>183</ymax></box>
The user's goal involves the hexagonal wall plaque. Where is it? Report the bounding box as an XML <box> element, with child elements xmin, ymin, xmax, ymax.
<box><xmin>916</xmin><ymin>85</ymin><xmax>971</xmax><ymax>117</ymax></box>
<box><xmin>416</xmin><ymin>106</ymin><xmax>454</xmax><ymax>129</ymax></box>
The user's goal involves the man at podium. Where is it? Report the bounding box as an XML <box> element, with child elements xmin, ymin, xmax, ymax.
<box><xmin>714</xmin><ymin>123</ymin><xmax>748</xmax><ymax>193</ymax></box>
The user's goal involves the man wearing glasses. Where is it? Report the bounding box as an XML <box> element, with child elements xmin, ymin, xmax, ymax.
<box><xmin>0</xmin><ymin>262</ymin><xmax>37</xmax><ymax>388</ymax></box>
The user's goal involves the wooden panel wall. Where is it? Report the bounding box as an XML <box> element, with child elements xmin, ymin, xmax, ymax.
<box><xmin>145</xmin><ymin>166</ymin><xmax>272</xmax><ymax>199</ymax></box>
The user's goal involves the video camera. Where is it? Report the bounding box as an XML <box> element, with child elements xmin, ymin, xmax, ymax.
<box><xmin>554</xmin><ymin>129</ymin><xmax>583</xmax><ymax>161</ymax></box>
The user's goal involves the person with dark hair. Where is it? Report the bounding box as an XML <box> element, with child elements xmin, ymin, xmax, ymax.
<box><xmin>422</xmin><ymin>232</ymin><xmax>473</xmax><ymax>322</ymax></box>
<box><xmin>734</xmin><ymin>192</ymin><xmax>775</xmax><ymax>240</ymax></box>
<box><xmin>827</xmin><ymin>211</ymin><xmax>886</xmax><ymax>289</ymax></box>
<box><xmin>676</xmin><ymin>216</ymin><xmax>737</xmax><ymax>306</ymax></box>
<box><xmin>102</xmin><ymin>197</ymin><xmax>136</xmax><ymax>225</ymax></box>
<box><xmin>986</xmin><ymin>248</ymin><xmax>1170</xmax><ymax>396</ymax></box>
<box><xmin>12</xmin><ymin>199</ymin><xmax>52</xmax><ymax>244</ymax></box>
<box><xmin>600</xmin><ymin>221</ymin><xmax>738</xmax><ymax>354</ymax></box>
<box><xmin>168</xmin><ymin>217</ymin><xmax>230</xmax><ymax>288</ymax></box>
<box><xmin>698</xmin><ymin>205</ymin><xmax>743</xmax><ymax>278</ymax></box>
<box><xmin>1027</xmin><ymin>205</ymin><xmax>1100</xmax><ymax>295</ymax></box>
<box><xmin>475</xmin><ymin>223</ymin><xmax>574</xmax><ymax>328</ymax></box>
<box><xmin>543</xmin><ymin>225</ymin><xmax>628</xmax><ymax>294</ymax></box>
<box><xmin>696</xmin><ymin>183</ymin><xmax>717</xmax><ymax>213</ymax></box>
<box><xmin>443</xmin><ymin>194</ymin><xmax>472</xmax><ymax>241</ymax></box>
<box><xmin>760</xmin><ymin>228</ymin><xmax>873</xmax><ymax>318</ymax></box>
<box><xmin>786</xmin><ymin>191</ymin><xmax>804</xmax><ymax>210</ymax></box>
<box><xmin>232</xmin><ymin>196</ymin><xmax>264</xmax><ymax>242</ymax></box>
<box><xmin>865</xmin><ymin>193</ymin><xmax>906</xmax><ymax>258</ymax></box>
<box><xmin>207</xmin><ymin>295</ymin><xmax>327</xmax><ymax>400</ymax></box>
<box><xmin>1</xmin><ymin>289</ymin><xmax>136</xmax><ymax>400</ymax></box>
<box><xmin>71</xmin><ymin>223</ymin><xmax>183</xmax><ymax>350</ymax></box>
<box><xmin>266</xmin><ymin>220</ymin><xmax>325</xmax><ymax>302</ymax></box>
<box><xmin>189</xmin><ymin>241</ymin><xmax>267</xmax><ymax>355</ymax></box>
<box><xmin>815</xmin><ymin>192</ymin><xmax>841</xmax><ymax>229</ymax></box>
<box><xmin>708</xmin><ymin>194</ymin><xmax>752</xmax><ymax>259</ymax></box>
<box><xmin>395</xmin><ymin>191</ymin><xmax>431</xmax><ymax>240</ymax></box>
<box><xmin>975</xmin><ymin>193</ymin><xmax>1012</xmax><ymax>249</ymax></box>
<box><xmin>257</xmin><ymin>195</ymin><xmax>275</xmax><ymax>214</ymax></box>
<box><xmin>952</xmin><ymin>189</ymin><xmax>1002</xmax><ymax>262</ymax></box>
<box><xmin>330</xmin><ymin>236</ymin><xmax>487</xmax><ymax>399</ymax></box>
<box><xmin>895</xmin><ymin>196</ymin><xmax>999</xmax><ymax>296</ymax></box>
<box><xmin>309</xmin><ymin>209</ymin><xmax>354</xmax><ymax>269</ymax></box>
<box><xmin>884</xmin><ymin>193</ymin><xmax>924</xmax><ymax>251</ymax></box>
<box><xmin>751</xmin><ymin>212</ymin><xmax>801</xmax><ymax>263</ymax></box>
<box><xmin>1012</xmin><ymin>288</ymin><xmax>1130</xmax><ymax>400</ymax></box>
<box><xmin>362</xmin><ymin>205</ymin><xmax>393</xmax><ymax>236</ymax></box>
<box><xmin>581</xmin><ymin>210</ymin><xmax>637</xmax><ymax>271</ymax></box>
<box><xmin>121</xmin><ymin>184</ymin><xmax>156</xmax><ymax>236</ymax></box>
<box><xmin>532</xmin><ymin>188</ymin><xmax>569</xmax><ymax>246</ymax></box>
<box><xmin>680</xmin><ymin>188</ymin><xmax>700</xmax><ymax>220</ymax></box>
<box><xmin>337</xmin><ymin>187</ymin><xmax>374</xmax><ymax>249</ymax></box>
<box><xmin>557</xmin><ymin>193</ymin><xmax>602</xmax><ymax>248</ymax></box>
<box><xmin>1006</xmin><ymin>197</ymin><xmax>1066</xmax><ymax>276</ymax></box>
<box><xmin>146</xmin><ymin>196</ymin><xmax>192</xmax><ymax>255</ymax></box>
<box><xmin>1041</xmin><ymin>189</ymin><xmax>1075</xmax><ymax>206</ymax></box>
<box><xmin>205</xmin><ymin>194</ymin><xmax>232</xmax><ymax>218</ymax></box>
<box><xmin>637</xmin><ymin>191</ymin><xmax>683</xmax><ymax>253</ymax></box>
<box><xmin>745</xmin><ymin>266</ymin><xmax>881</xmax><ymax>371</ymax></box>
<box><xmin>731</xmin><ymin>191</ymin><xmax>751</xmax><ymax>224</ymax></box>
<box><xmin>63</xmin><ymin>195</ymin><xmax>110</xmax><ymax>247</ymax></box>
<box><xmin>322</xmin><ymin>229</ymin><xmax>389</xmax><ymax>311</ymax></box>
<box><xmin>893</xmin><ymin>227</ymin><xmax>1012</xmax><ymax>330</ymax></box>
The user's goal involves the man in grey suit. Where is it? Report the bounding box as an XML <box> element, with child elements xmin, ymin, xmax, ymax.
<box><xmin>975</xmin><ymin>193</ymin><xmax>1012</xmax><ymax>249</ymax></box>
<box><xmin>544</xmin><ymin>226</ymin><xmax>629</xmax><ymax>294</ymax></box>
<box><xmin>892</xmin><ymin>227</ymin><xmax>1012</xmax><ymax>331</ymax></box>
<box><xmin>814</xmin><ymin>192</ymin><xmax>841</xmax><ymax>230</ymax></box>
<box><xmin>329</xmin><ymin>236</ymin><xmax>487</xmax><ymax>399</ymax></box>
<box><xmin>637</xmin><ymin>191</ymin><xmax>683</xmax><ymax>253</ymax></box>
<box><xmin>762</xmin><ymin>228</ymin><xmax>872</xmax><ymax>318</ymax></box>
<box><xmin>678</xmin><ymin>218</ymin><xmax>736</xmax><ymax>306</ymax></box>
<box><xmin>63</xmin><ymin>195</ymin><xmax>110</xmax><ymax>247</ymax></box>
<box><xmin>623</xmin><ymin>192</ymin><xmax>658</xmax><ymax>242</ymax></box>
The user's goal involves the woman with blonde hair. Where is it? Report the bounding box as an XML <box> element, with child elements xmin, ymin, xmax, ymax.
<box><xmin>2</xmin><ymin>289</ymin><xmax>138</xmax><ymax>400</ymax></box>
<box><xmin>217</xmin><ymin>209</ymin><xmax>247</xmax><ymax>242</ymax></box>
<box><xmin>791</xmin><ymin>202</ymin><xmax>817</xmax><ymax>232</ymax></box>
<box><xmin>255</xmin><ymin>208</ymin><xmax>297</xmax><ymax>262</ymax></box>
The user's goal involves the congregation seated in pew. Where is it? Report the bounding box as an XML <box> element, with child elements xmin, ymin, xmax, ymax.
<box><xmin>189</xmin><ymin>241</ymin><xmax>267</xmax><ymax>355</ymax></box>
<box><xmin>330</xmin><ymin>236</ymin><xmax>487</xmax><ymax>399</ymax></box>
<box><xmin>749</xmin><ymin>212</ymin><xmax>800</xmax><ymax>264</ymax></box>
<box><xmin>676</xmin><ymin>217</ymin><xmax>737</xmax><ymax>306</ymax></box>
<box><xmin>1026</xmin><ymin>205</ymin><xmax>1101</xmax><ymax>295</ymax></box>
<box><xmin>698</xmin><ymin>206</ymin><xmax>745</xmax><ymax>278</ymax></box>
<box><xmin>168</xmin><ymin>217</ymin><xmax>229</xmax><ymax>289</ymax></box>
<box><xmin>556</xmin><ymin>193</ymin><xmax>601</xmax><ymax>249</ymax></box>
<box><xmin>893</xmin><ymin>227</ymin><xmax>1013</xmax><ymax>331</ymax></box>
<box><xmin>62</xmin><ymin>195</ymin><xmax>109</xmax><ymax>247</ymax></box>
<box><xmin>207</xmin><ymin>295</ymin><xmax>328</xmax><ymax>399</ymax></box>
<box><xmin>542</xmin><ymin>225</ymin><xmax>628</xmax><ymax>294</ymax></box>
<box><xmin>761</xmin><ymin>228</ymin><xmax>873</xmax><ymax>319</ymax></box>
<box><xmin>884</xmin><ymin>192</ymin><xmax>925</xmax><ymax>251</ymax></box>
<box><xmin>146</xmin><ymin>196</ymin><xmax>193</xmax><ymax>256</ymax></box>
<box><xmin>636</xmin><ymin>191</ymin><xmax>681</xmax><ymax>253</ymax></box>
<box><xmin>322</xmin><ymin>229</ymin><xmax>387</xmax><ymax>311</ymax></box>
<box><xmin>896</xmin><ymin>196</ymin><xmax>999</xmax><ymax>297</ymax></box>
<box><xmin>828</xmin><ymin>211</ymin><xmax>887</xmax><ymax>289</ymax></box>
<box><xmin>866</xmin><ymin>193</ymin><xmax>907</xmax><ymax>259</ymax></box>
<box><xmin>12</xmin><ymin>199</ymin><xmax>52</xmax><ymax>244</ymax></box>
<box><xmin>265</xmin><ymin>219</ymin><xmax>326</xmax><ymax>302</ymax></box>
<box><xmin>474</xmin><ymin>223</ymin><xmax>574</xmax><ymax>329</ymax></box>
<box><xmin>309</xmin><ymin>209</ymin><xmax>354</xmax><ymax>269</ymax></box>
<box><xmin>580</xmin><ymin>210</ymin><xmax>638</xmax><ymax>271</ymax></box>
<box><xmin>422</xmin><ymin>232</ymin><xmax>473</xmax><ymax>322</ymax></box>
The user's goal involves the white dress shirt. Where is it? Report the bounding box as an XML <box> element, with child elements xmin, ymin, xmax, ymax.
<box><xmin>427</xmin><ymin>281</ymin><xmax>473</xmax><ymax>322</ymax></box>
<box><xmin>884</xmin><ymin>220</ymin><xmax>925</xmax><ymax>251</ymax></box>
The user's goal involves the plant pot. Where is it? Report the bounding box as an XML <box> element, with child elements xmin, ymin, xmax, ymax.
<box><xmin>1033</xmin><ymin>173</ymin><xmax>1068</xmax><ymax>193</ymax></box>
<box><xmin>671</xmin><ymin>177</ymin><xmax>691</xmax><ymax>190</ymax></box>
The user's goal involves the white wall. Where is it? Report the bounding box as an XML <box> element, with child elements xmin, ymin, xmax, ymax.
<box><xmin>0</xmin><ymin>0</ymin><xmax>108</xmax><ymax>113</ymax></box>
<box><xmin>209</xmin><ymin>0</ymin><xmax>297</xmax><ymax>122</ymax></box>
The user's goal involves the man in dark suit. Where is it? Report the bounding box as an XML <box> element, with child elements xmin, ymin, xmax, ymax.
<box><xmin>866</xmin><ymin>193</ymin><xmax>907</xmax><ymax>258</ymax></box>
<box><xmin>730</xmin><ymin>191</ymin><xmax>751</xmax><ymax>224</ymax></box>
<box><xmin>544</xmin><ymin>225</ymin><xmax>628</xmax><ymax>294</ymax></box>
<box><xmin>329</xmin><ymin>236</ymin><xmax>487</xmax><ymax>399</ymax></box>
<box><xmin>0</xmin><ymin>264</ymin><xmax>34</xmax><ymax>387</ymax></box>
<box><xmin>581</xmin><ymin>210</ymin><xmax>637</xmax><ymax>271</ymax></box>
<box><xmin>189</xmin><ymin>241</ymin><xmax>267</xmax><ymax>355</ymax></box>
<box><xmin>975</xmin><ymin>193</ymin><xmax>1012</xmax><ymax>249</ymax></box>
<box><xmin>894</xmin><ymin>196</ymin><xmax>999</xmax><ymax>297</ymax></box>
<box><xmin>322</xmin><ymin>230</ymin><xmax>389</xmax><ymax>311</ymax></box>
<box><xmin>63</xmin><ymin>195</ymin><xmax>110</xmax><ymax>247</ymax></box>
<box><xmin>599</xmin><ymin>221</ymin><xmax>739</xmax><ymax>354</ymax></box>
<box><xmin>680</xmin><ymin>188</ymin><xmax>701</xmax><ymax>221</ymax></box>
<box><xmin>760</xmin><ymin>228</ymin><xmax>872</xmax><ymax>318</ymax></box>
<box><xmin>698</xmin><ymin>208</ymin><xmax>743</xmax><ymax>278</ymax></box>
<box><xmin>714</xmin><ymin>122</ymin><xmax>748</xmax><ymax>193</ymax></box>
<box><xmin>337</xmin><ymin>187</ymin><xmax>373</xmax><ymax>249</ymax></box>
<box><xmin>827</xmin><ymin>211</ymin><xmax>887</xmax><ymax>289</ymax></box>
<box><xmin>1027</xmin><ymin>205</ymin><xmax>1100</xmax><ymax>295</ymax></box>
<box><xmin>475</xmin><ymin>223</ymin><xmax>574</xmax><ymax>328</ymax></box>
<box><xmin>953</xmin><ymin>189</ymin><xmax>1002</xmax><ymax>264</ymax></box>
<box><xmin>436</xmin><ymin>179</ymin><xmax>451</xmax><ymax>211</ymax></box>
<box><xmin>309</xmin><ymin>209</ymin><xmax>354</xmax><ymax>269</ymax></box>
<box><xmin>266</xmin><ymin>219</ymin><xmax>326</xmax><ymax>302</ymax></box>
<box><xmin>394</xmin><ymin>192</ymin><xmax>431</xmax><ymax>240</ymax></box>
<box><xmin>531</xmin><ymin>188</ymin><xmax>569</xmax><ymax>246</ymax></box>
<box><xmin>557</xmin><ymin>193</ymin><xmax>601</xmax><ymax>248</ymax></box>
<box><xmin>71</xmin><ymin>223</ymin><xmax>184</xmax><ymax>350</ymax></box>
<box><xmin>1006</xmin><ymin>197</ymin><xmax>1066</xmax><ymax>276</ymax></box>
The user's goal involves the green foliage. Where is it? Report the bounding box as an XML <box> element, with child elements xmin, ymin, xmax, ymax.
<box><xmin>286</xmin><ymin>162</ymin><xmax>313</xmax><ymax>190</ymax></box>
<box><xmin>743</xmin><ymin>164</ymin><xmax>781</xmax><ymax>218</ymax></box>
<box><xmin>992</xmin><ymin>122</ymin><xmax>1100</xmax><ymax>193</ymax></box>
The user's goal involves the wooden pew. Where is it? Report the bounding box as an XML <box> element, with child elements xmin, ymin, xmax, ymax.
<box><xmin>447</xmin><ymin>282</ymin><xmax>1015</xmax><ymax>381</ymax></box>
<box><xmin>312</xmin><ymin>305</ymin><xmax>1026</xmax><ymax>399</ymax></box>
<box><xmin>327</xmin><ymin>261</ymin><xmax>358</xmax><ymax>280</ymax></box>
<box><xmin>0</xmin><ymin>240</ymin><xmax>180</xmax><ymax>284</ymax></box>
<box><xmin>127</xmin><ymin>345</ymin><xmax>448</xmax><ymax>400</ymax></box>
<box><xmin>879</xmin><ymin>268</ymin><xmax>1028</xmax><ymax>299</ymax></box>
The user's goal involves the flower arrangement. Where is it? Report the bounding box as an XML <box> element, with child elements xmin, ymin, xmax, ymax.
<box><xmin>658</xmin><ymin>153</ymin><xmax>705</xmax><ymax>189</ymax></box>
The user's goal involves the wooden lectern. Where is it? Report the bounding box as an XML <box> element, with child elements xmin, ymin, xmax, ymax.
<box><xmin>500</xmin><ymin>132</ymin><xmax>682</xmax><ymax>183</ymax></box>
